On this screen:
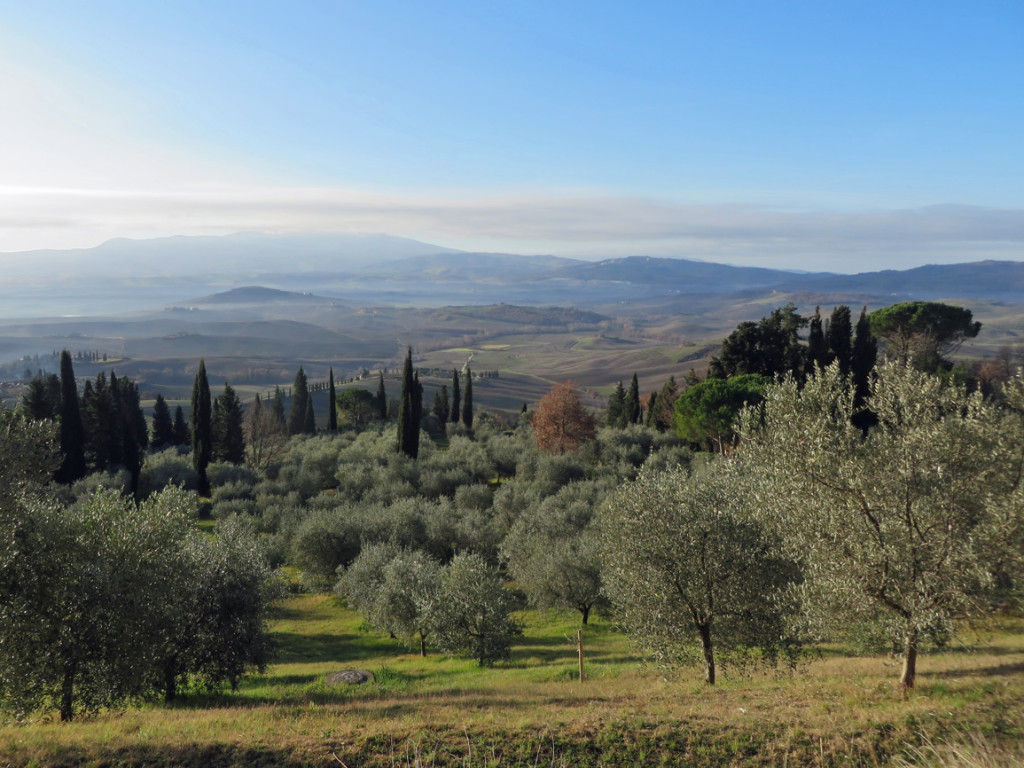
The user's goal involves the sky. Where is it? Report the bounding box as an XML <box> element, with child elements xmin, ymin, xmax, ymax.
<box><xmin>1</xmin><ymin>1</ymin><xmax>1022</xmax><ymax>272</ymax></box>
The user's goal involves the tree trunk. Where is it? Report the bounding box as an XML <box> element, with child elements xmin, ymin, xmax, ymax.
<box><xmin>699</xmin><ymin>623</ymin><xmax>716</xmax><ymax>685</ymax></box>
<box><xmin>581</xmin><ymin>605</ymin><xmax>590</xmax><ymax>625</ymax></box>
<box><xmin>900</xmin><ymin>630</ymin><xmax>918</xmax><ymax>690</ymax></box>
<box><xmin>60</xmin><ymin>661</ymin><xmax>76</xmax><ymax>722</ymax></box>
<box><xmin>163</xmin><ymin>657</ymin><xmax>178</xmax><ymax>703</ymax></box>
<box><xmin>419</xmin><ymin>633</ymin><xmax>427</xmax><ymax>658</ymax></box>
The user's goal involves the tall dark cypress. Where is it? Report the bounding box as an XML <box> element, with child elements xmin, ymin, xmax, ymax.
<box><xmin>20</xmin><ymin>375</ymin><xmax>59</xmax><ymax>421</ymax></box>
<box><xmin>114</xmin><ymin>375</ymin><xmax>147</xmax><ymax>494</ymax></box>
<box><xmin>450</xmin><ymin>369</ymin><xmax>461</xmax><ymax>424</ymax></box>
<box><xmin>172</xmin><ymin>406</ymin><xmax>189</xmax><ymax>446</ymax></box>
<box><xmin>303</xmin><ymin>395</ymin><xmax>316</xmax><ymax>435</ymax></box>
<box><xmin>606</xmin><ymin>381</ymin><xmax>625</xmax><ymax>428</ymax></box>
<box><xmin>462</xmin><ymin>367</ymin><xmax>473</xmax><ymax>430</ymax></box>
<box><xmin>56</xmin><ymin>350</ymin><xmax>86</xmax><ymax>484</ymax></box>
<box><xmin>827</xmin><ymin>305</ymin><xmax>854</xmax><ymax>378</ymax></box>
<box><xmin>411</xmin><ymin>372</ymin><xmax>423</xmax><ymax>438</ymax></box>
<box><xmin>191</xmin><ymin>359</ymin><xmax>212</xmax><ymax>496</ymax></box>
<box><xmin>806</xmin><ymin>306</ymin><xmax>828</xmax><ymax>376</ymax></box>
<box><xmin>327</xmin><ymin>368</ymin><xmax>338</xmax><ymax>432</ymax></box>
<box><xmin>432</xmin><ymin>384</ymin><xmax>450</xmax><ymax>425</ymax></box>
<box><xmin>397</xmin><ymin>347</ymin><xmax>419</xmax><ymax>457</ymax></box>
<box><xmin>375</xmin><ymin>372</ymin><xmax>388</xmax><ymax>420</ymax></box>
<box><xmin>288</xmin><ymin>367</ymin><xmax>309</xmax><ymax>436</ymax></box>
<box><xmin>851</xmin><ymin>306</ymin><xmax>879</xmax><ymax>432</ymax></box>
<box><xmin>212</xmin><ymin>383</ymin><xmax>245</xmax><ymax>464</ymax></box>
<box><xmin>271</xmin><ymin>385</ymin><xmax>286</xmax><ymax>428</ymax></box>
<box><xmin>625</xmin><ymin>373</ymin><xmax>641</xmax><ymax>425</ymax></box>
<box><xmin>151</xmin><ymin>393</ymin><xmax>175</xmax><ymax>450</ymax></box>
<box><xmin>644</xmin><ymin>390</ymin><xmax>659</xmax><ymax>428</ymax></box>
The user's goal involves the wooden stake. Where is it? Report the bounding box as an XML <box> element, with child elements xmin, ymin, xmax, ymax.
<box><xmin>577</xmin><ymin>628</ymin><xmax>585</xmax><ymax>682</ymax></box>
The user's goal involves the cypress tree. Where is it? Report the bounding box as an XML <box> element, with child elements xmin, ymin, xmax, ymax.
<box><xmin>644</xmin><ymin>390</ymin><xmax>659</xmax><ymax>428</ymax></box>
<box><xmin>288</xmin><ymin>367</ymin><xmax>309</xmax><ymax>436</ymax></box>
<box><xmin>56</xmin><ymin>350</ymin><xmax>86</xmax><ymax>484</ymax></box>
<box><xmin>432</xmin><ymin>384</ymin><xmax>450</xmax><ymax>425</ymax></box>
<box><xmin>851</xmin><ymin>306</ymin><xmax>879</xmax><ymax>432</ymax></box>
<box><xmin>114</xmin><ymin>375</ymin><xmax>147</xmax><ymax>494</ymax></box>
<box><xmin>82</xmin><ymin>373</ymin><xmax>116</xmax><ymax>471</ymax></box>
<box><xmin>606</xmin><ymin>381</ymin><xmax>625</xmax><ymax>428</ymax></box>
<box><xmin>303</xmin><ymin>394</ymin><xmax>316</xmax><ymax>435</ymax></box>
<box><xmin>412</xmin><ymin>372</ymin><xmax>423</xmax><ymax>437</ymax></box>
<box><xmin>212</xmin><ymin>383</ymin><xmax>245</xmax><ymax>464</ymax></box>
<box><xmin>827</xmin><ymin>305</ymin><xmax>854</xmax><ymax>378</ymax></box>
<box><xmin>107</xmin><ymin>373</ymin><xmax>125</xmax><ymax>469</ymax></box>
<box><xmin>271</xmin><ymin>386</ymin><xmax>286</xmax><ymax>427</ymax></box>
<box><xmin>375</xmin><ymin>372</ymin><xmax>388</xmax><ymax>420</ymax></box>
<box><xmin>806</xmin><ymin>306</ymin><xmax>828</xmax><ymax>375</ymax></box>
<box><xmin>397</xmin><ymin>348</ymin><xmax>419</xmax><ymax>458</ymax></box>
<box><xmin>625</xmin><ymin>373</ymin><xmax>641</xmax><ymax>425</ymax></box>
<box><xmin>172</xmin><ymin>406</ymin><xmax>189</xmax><ymax>446</ymax></box>
<box><xmin>327</xmin><ymin>368</ymin><xmax>338</xmax><ymax>432</ymax></box>
<box><xmin>462</xmin><ymin>367</ymin><xmax>473</xmax><ymax>430</ymax></box>
<box><xmin>450</xmin><ymin>369</ymin><xmax>461</xmax><ymax>424</ymax></box>
<box><xmin>20</xmin><ymin>375</ymin><xmax>59</xmax><ymax>421</ymax></box>
<box><xmin>191</xmin><ymin>359</ymin><xmax>212</xmax><ymax>496</ymax></box>
<box><xmin>151</xmin><ymin>393</ymin><xmax>175</xmax><ymax>450</ymax></box>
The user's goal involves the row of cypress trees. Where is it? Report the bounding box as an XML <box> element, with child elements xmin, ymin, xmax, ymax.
<box><xmin>47</xmin><ymin>350</ymin><xmax>477</xmax><ymax>494</ymax></box>
<box><xmin>399</xmin><ymin>348</ymin><xmax>474</xmax><ymax>459</ymax></box>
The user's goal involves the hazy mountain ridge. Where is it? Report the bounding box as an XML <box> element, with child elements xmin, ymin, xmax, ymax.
<box><xmin>3</xmin><ymin>232</ymin><xmax>1022</xmax><ymax>319</ymax></box>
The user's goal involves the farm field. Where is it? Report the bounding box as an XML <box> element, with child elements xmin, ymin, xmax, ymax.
<box><xmin>2</xmin><ymin>595</ymin><xmax>1022</xmax><ymax>767</ymax></box>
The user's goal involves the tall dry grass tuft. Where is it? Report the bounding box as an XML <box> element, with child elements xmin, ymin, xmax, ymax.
<box><xmin>893</xmin><ymin>735</ymin><xmax>1024</xmax><ymax>768</ymax></box>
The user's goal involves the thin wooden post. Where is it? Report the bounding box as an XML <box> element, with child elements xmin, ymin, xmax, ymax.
<box><xmin>577</xmin><ymin>628</ymin><xmax>585</xmax><ymax>682</ymax></box>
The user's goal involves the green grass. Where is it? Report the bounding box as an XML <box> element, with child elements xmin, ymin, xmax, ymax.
<box><xmin>2</xmin><ymin>596</ymin><xmax>1023</xmax><ymax>767</ymax></box>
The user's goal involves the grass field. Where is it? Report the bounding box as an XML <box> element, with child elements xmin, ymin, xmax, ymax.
<box><xmin>2</xmin><ymin>595</ymin><xmax>1022</xmax><ymax>767</ymax></box>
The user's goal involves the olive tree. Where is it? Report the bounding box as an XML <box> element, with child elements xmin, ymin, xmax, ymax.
<box><xmin>737</xmin><ymin>362</ymin><xmax>1022</xmax><ymax>689</ymax></box>
<box><xmin>0</xmin><ymin>487</ymin><xmax>194</xmax><ymax>720</ymax></box>
<box><xmin>501</xmin><ymin>481</ymin><xmax>608</xmax><ymax>624</ymax></box>
<box><xmin>377</xmin><ymin>549</ymin><xmax>443</xmax><ymax>656</ymax></box>
<box><xmin>599</xmin><ymin>461</ymin><xmax>801</xmax><ymax>684</ymax></box>
<box><xmin>429</xmin><ymin>553</ymin><xmax>522</xmax><ymax>666</ymax></box>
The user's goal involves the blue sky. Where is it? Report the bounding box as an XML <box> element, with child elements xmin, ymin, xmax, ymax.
<box><xmin>1</xmin><ymin>1</ymin><xmax>1022</xmax><ymax>270</ymax></box>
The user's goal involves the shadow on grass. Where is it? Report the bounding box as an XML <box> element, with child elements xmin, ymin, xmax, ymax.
<box><xmin>4</xmin><ymin>742</ymin><xmax>313</xmax><ymax>768</ymax></box>
<box><xmin>270</xmin><ymin>631</ymin><xmax>381</xmax><ymax>664</ymax></box>
<box><xmin>922</xmin><ymin>660</ymin><xmax>1024</xmax><ymax>679</ymax></box>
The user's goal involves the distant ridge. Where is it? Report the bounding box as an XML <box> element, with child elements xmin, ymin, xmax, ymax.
<box><xmin>184</xmin><ymin>286</ymin><xmax>341</xmax><ymax>305</ymax></box>
<box><xmin>790</xmin><ymin>260</ymin><xmax>1024</xmax><ymax>301</ymax></box>
<box><xmin>552</xmin><ymin>255</ymin><xmax>826</xmax><ymax>293</ymax></box>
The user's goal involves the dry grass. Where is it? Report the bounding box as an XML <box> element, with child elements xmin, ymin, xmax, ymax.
<box><xmin>1</xmin><ymin>597</ymin><xmax>1022</xmax><ymax>767</ymax></box>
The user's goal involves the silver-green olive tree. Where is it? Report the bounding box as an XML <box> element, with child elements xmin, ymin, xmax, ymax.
<box><xmin>737</xmin><ymin>362</ymin><xmax>1023</xmax><ymax>689</ymax></box>
<box><xmin>376</xmin><ymin>549</ymin><xmax>443</xmax><ymax>656</ymax></box>
<box><xmin>337</xmin><ymin>544</ymin><xmax>443</xmax><ymax>656</ymax></box>
<box><xmin>0</xmin><ymin>487</ymin><xmax>194</xmax><ymax>720</ymax></box>
<box><xmin>599</xmin><ymin>461</ymin><xmax>802</xmax><ymax>684</ymax></box>
<box><xmin>501</xmin><ymin>480</ymin><xmax>609</xmax><ymax>625</ymax></box>
<box><xmin>428</xmin><ymin>553</ymin><xmax>522</xmax><ymax>666</ymax></box>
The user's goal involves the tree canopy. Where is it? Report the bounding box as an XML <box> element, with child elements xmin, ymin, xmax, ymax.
<box><xmin>673</xmin><ymin>374</ymin><xmax>767</xmax><ymax>453</ymax></box>
<box><xmin>869</xmin><ymin>301</ymin><xmax>981</xmax><ymax>371</ymax></box>
<box><xmin>600</xmin><ymin>461</ymin><xmax>801</xmax><ymax>683</ymax></box>
<box><xmin>532</xmin><ymin>381</ymin><xmax>597</xmax><ymax>454</ymax></box>
<box><xmin>738</xmin><ymin>363</ymin><xmax>1022</xmax><ymax>689</ymax></box>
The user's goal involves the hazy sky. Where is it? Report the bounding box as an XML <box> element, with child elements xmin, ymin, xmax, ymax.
<box><xmin>1</xmin><ymin>1</ymin><xmax>1022</xmax><ymax>271</ymax></box>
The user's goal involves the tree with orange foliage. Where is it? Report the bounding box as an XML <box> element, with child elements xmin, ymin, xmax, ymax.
<box><xmin>531</xmin><ymin>381</ymin><xmax>597</xmax><ymax>454</ymax></box>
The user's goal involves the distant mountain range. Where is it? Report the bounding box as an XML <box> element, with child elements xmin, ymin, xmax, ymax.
<box><xmin>1</xmin><ymin>231</ymin><xmax>1023</xmax><ymax>319</ymax></box>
